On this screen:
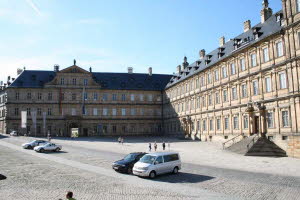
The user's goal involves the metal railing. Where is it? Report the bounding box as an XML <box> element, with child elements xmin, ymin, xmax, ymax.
<box><xmin>246</xmin><ymin>134</ymin><xmax>259</xmax><ymax>150</ymax></box>
<box><xmin>222</xmin><ymin>133</ymin><xmax>244</xmax><ymax>149</ymax></box>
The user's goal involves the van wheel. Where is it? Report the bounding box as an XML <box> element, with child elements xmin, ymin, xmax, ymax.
<box><xmin>55</xmin><ymin>148</ymin><xmax>60</xmax><ymax>152</ymax></box>
<box><xmin>173</xmin><ymin>167</ymin><xmax>179</xmax><ymax>174</ymax></box>
<box><xmin>149</xmin><ymin>171</ymin><xmax>156</xmax><ymax>179</ymax></box>
<box><xmin>39</xmin><ymin>148</ymin><xmax>45</xmax><ymax>153</ymax></box>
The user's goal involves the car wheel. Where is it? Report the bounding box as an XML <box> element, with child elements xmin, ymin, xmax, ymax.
<box><xmin>39</xmin><ymin>148</ymin><xmax>45</xmax><ymax>153</ymax></box>
<box><xmin>55</xmin><ymin>148</ymin><xmax>60</xmax><ymax>152</ymax></box>
<box><xmin>127</xmin><ymin>167</ymin><xmax>133</xmax><ymax>174</ymax></box>
<box><xmin>27</xmin><ymin>145</ymin><xmax>32</xmax><ymax>149</ymax></box>
<box><xmin>149</xmin><ymin>171</ymin><xmax>156</xmax><ymax>179</ymax></box>
<box><xmin>173</xmin><ymin>167</ymin><xmax>179</xmax><ymax>174</ymax></box>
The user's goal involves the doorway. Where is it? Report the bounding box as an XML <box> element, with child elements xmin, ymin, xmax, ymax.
<box><xmin>83</xmin><ymin>128</ymin><xmax>88</xmax><ymax>137</ymax></box>
<box><xmin>254</xmin><ymin>116</ymin><xmax>259</xmax><ymax>134</ymax></box>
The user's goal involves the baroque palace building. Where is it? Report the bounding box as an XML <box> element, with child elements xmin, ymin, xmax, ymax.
<box><xmin>0</xmin><ymin>0</ymin><xmax>300</xmax><ymax>154</ymax></box>
<box><xmin>0</xmin><ymin>63</ymin><xmax>172</xmax><ymax>137</ymax></box>
<box><xmin>163</xmin><ymin>0</ymin><xmax>300</xmax><ymax>151</ymax></box>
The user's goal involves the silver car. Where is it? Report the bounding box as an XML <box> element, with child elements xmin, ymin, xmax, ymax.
<box><xmin>22</xmin><ymin>140</ymin><xmax>48</xmax><ymax>149</ymax></box>
<box><xmin>34</xmin><ymin>143</ymin><xmax>62</xmax><ymax>153</ymax></box>
<box><xmin>133</xmin><ymin>152</ymin><xmax>181</xmax><ymax>178</ymax></box>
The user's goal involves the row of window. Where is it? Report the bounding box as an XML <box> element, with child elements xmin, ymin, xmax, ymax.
<box><xmin>14</xmin><ymin>107</ymin><xmax>161</xmax><ymax>117</ymax></box>
<box><xmin>15</xmin><ymin>92</ymin><xmax>159</xmax><ymax>102</ymax></box>
<box><xmin>166</xmin><ymin>110</ymin><xmax>290</xmax><ymax>133</ymax></box>
<box><xmin>167</xmin><ymin>73</ymin><xmax>287</xmax><ymax>113</ymax></box>
<box><xmin>167</xmin><ymin>41</ymin><xmax>284</xmax><ymax>99</ymax></box>
<box><xmin>59</xmin><ymin>78</ymin><xmax>89</xmax><ymax>86</ymax></box>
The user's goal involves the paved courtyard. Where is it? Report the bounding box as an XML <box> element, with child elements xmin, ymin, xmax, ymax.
<box><xmin>1</xmin><ymin>134</ymin><xmax>300</xmax><ymax>200</ymax></box>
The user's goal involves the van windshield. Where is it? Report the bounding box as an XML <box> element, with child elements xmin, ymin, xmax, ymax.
<box><xmin>140</xmin><ymin>155</ymin><xmax>156</xmax><ymax>164</ymax></box>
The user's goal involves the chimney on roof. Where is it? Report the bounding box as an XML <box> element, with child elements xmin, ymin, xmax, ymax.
<box><xmin>244</xmin><ymin>20</ymin><xmax>251</xmax><ymax>32</ymax></box>
<box><xmin>182</xmin><ymin>56</ymin><xmax>189</xmax><ymax>69</ymax></box>
<box><xmin>199</xmin><ymin>49</ymin><xmax>206</xmax><ymax>59</ymax></box>
<box><xmin>128</xmin><ymin>67</ymin><xmax>133</xmax><ymax>74</ymax></box>
<box><xmin>260</xmin><ymin>0</ymin><xmax>273</xmax><ymax>23</ymax></box>
<box><xmin>177</xmin><ymin>65</ymin><xmax>181</xmax><ymax>74</ymax></box>
<box><xmin>89</xmin><ymin>67</ymin><xmax>92</xmax><ymax>73</ymax></box>
<box><xmin>54</xmin><ymin>65</ymin><xmax>60</xmax><ymax>72</ymax></box>
<box><xmin>219</xmin><ymin>36</ymin><xmax>225</xmax><ymax>47</ymax></box>
<box><xmin>17</xmin><ymin>68</ymin><xmax>23</xmax><ymax>75</ymax></box>
<box><xmin>148</xmin><ymin>67</ymin><xmax>152</xmax><ymax>76</ymax></box>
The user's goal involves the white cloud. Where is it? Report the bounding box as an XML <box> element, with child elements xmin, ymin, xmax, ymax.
<box><xmin>25</xmin><ymin>0</ymin><xmax>42</xmax><ymax>16</ymax></box>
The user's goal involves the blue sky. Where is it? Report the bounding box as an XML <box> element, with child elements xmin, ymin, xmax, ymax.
<box><xmin>0</xmin><ymin>0</ymin><xmax>282</xmax><ymax>83</ymax></box>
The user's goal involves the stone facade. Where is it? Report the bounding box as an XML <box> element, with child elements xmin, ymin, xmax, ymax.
<box><xmin>163</xmin><ymin>0</ymin><xmax>300</xmax><ymax>153</ymax></box>
<box><xmin>0</xmin><ymin>65</ymin><xmax>170</xmax><ymax>137</ymax></box>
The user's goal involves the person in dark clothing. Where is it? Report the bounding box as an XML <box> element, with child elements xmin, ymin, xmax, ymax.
<box><xmin>149</xmin><ymin>143</ymin><xmax>152</xmax><ymax>152</ymax></box>
<box><xmin>162</xmin><ymin>142</ymin><xmax>166</xmax><ymax>150</ymax></box>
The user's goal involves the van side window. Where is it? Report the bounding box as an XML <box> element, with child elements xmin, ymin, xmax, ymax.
<box><xmin>155</xmin><ymin>156</ymin><xmax>163</xmax><ymax>164</ymax></box>
<box><xmin>163</xmin><ymin>155</ymin><xmax>172</xmax><ymax>162</ymax></box>
<box><xmin>170</xmin><ymin>154</ymin><xmax>179</xmax><ymax>161</ymax></box>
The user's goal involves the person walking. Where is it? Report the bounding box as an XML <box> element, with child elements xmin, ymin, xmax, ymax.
<box><xmin>162</xmin><ymin>141</ymin><xmax>166</xmax><ymax>150</ymax></box>
<box><xmin>148</xmin><ymin>143</ymin><xmax>152</xmax><ymax>152</ymax></box>
<box><xmin>121</xmin><ymin>137</ymin><xmax>124</xmax><ymax>145</ymax></box>
<box><xmin>154</xmin><ymin>141</ymin><xmax>157</xmax><ymax>151</ymax></box>
<box><xmin>118</xmin><ymin>136</ymin><xmax>121</xmax><ymax>144</ymax></box>
<box><xmin>66</xmin><ymin>191</ymin><xmax>76</xmax><ymax>200</ymax></box>
<box><xmin>168</xmin><ymin>141</ymin><xmax>170</xmax><ymax>151</ymax></box>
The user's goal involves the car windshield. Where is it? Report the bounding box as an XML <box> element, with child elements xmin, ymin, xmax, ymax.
<box><xmin>123</xmin><ymin>154</ymin><xmax>136</xmax><ymax>161</ymax></box>
<box><xmin>139</xmin><ymin>155</ymin><xmax>156</xmax><ymax>164</ymax></box>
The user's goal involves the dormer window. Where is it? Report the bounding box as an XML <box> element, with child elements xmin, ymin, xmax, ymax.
<box><xmin>196</xmin><ymin>61</ymin><xmax>201</xmax><ymax>66</ymax></box>
<box><xmin>253</xmin><ymin>27</ymin><xmax>262</xmax><ymax>40</ymax></box>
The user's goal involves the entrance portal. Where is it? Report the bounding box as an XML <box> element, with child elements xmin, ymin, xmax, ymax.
<box><xmin>254</xmin><ymin>116</ymin><xmax>259</xmax><ymax>134</ymax></box>
<box><xmin>69</xmin><ymin>122</ymin><xmax>79</xmax><ymax>137</ymax></box>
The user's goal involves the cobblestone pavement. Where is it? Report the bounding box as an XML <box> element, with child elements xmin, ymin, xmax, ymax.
<box><xmin>1</xmin><ymin>135</ymin><xmax>300</xmax><ymax>200</ymax></box>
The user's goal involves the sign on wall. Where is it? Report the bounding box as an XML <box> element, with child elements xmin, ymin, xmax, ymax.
<box><xmin>21</xmin><ymin>111</ymin><xmax>27</xmax><ymax>128</ymax></box>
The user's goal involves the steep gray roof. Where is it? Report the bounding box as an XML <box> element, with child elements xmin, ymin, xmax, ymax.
<box><xmin>9</xmin><ymin>70</ymin><xmax>172</xmax><ymax>91</ymax></box>
<box><xmin>166</xmin><ymin>11</ymin><xmax>283</xmax><ymax>88</ymax></box>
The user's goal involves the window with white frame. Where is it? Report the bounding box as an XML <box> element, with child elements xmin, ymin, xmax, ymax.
<box><xmin>267</xmin><ymin>112</ymin><xmax>274</xmax><ymax>128</ymax></box>
<box><xmin>121</xmin><ymin>108</ymin><xmax>126</xmax><ymax>116</ymax></box>
<box><xmin>231</xmin><ymin>63</ymin><xmax>236</xmax><ymax>75</ymax></box>
<box><xmin>276</xmin><ymin>41</ymin><xmax>283</xmax><ymax>57</ymax></box>
<box><xmin>215</xmin><ymin>92</ymin><xmax>220</xmax><ymax>104</ymax></box>
<box><xmin>83</xmin><ymin>79</ymin><xmax>88</xmax><ymax>86</ymax></box>
<box><xmin>130</xmin><ymin>94</ymin><xmax>135</xmax><ymax>101</ymax></box>
<box><xmin>224</xmin><ymin>117</ymin><xmax>229</xmax><ymax>130</ymax></box>
<box><xmin>200</xmin><ymin>76</ymin><xmax>204</xmax><ymax>86</ymax></box>
<box><xmin>214</xmin><ymin>70</ymin><xmax>219</xmax><ymax>81</ymax></box>
<box><xmin>265</xmin><ymin>77</ymin><xmax>272</xmax><ymax>92</ymax></box>
<box><xmin>282</xmin><ymin>110</ymin><xmax>289</xmax><ymax>127</ymax></box>
<box><xmin>112</xmin><ymin>108</ymin><xmax>117</xmax><ymax>116</ymax></box>
<box><xmin>203</xmin><ymin>120</ymin><xmax>207</xmax><ymax>131</ymax></box>
<box><xmin>222</xmin><ymin>66</ymin><xmax>227</xmax><ymax>78</ymax></box>
<box><xmin>207</xmin><ymin>73</ymin><xmax>212</xmax><ymax>84</ymax></box>
<box><xmin>243</xmin><ymin>115</ymin><xmax>248</xmax><ymax>129</ymax></box>
<box><xmin>71</xmin><ymin>108</ymin><xmax>76</xmax><ymax>116</ymax></box>
<box><xmin>103</xmin><ymin>108</ymin><xmax>108</xmax><ymax>116</ymax></box>
<box><xmin>139</xmin><ymin>94</ymin><xmax>144</xmax><ymax>101</ymax></box>
<box><xmin>208</xmin><ymin>94</ymin><xmax>212</xmax><ymax>106</ymax></box>
<box><xmin>241</xmin><ymin>84</ymin><xmax>247</xmax><ymax>98</ymax></box>
<box><xmin>84</xmin><ymin>92</ymin><xmax>88</xmax><ymax>100</ymax></box>
<box><xmin>202</xmin><ymin>96</ymin><xmax>206</xmax><ymax>107</ymax></box>
<box><xmin>93</xmin><ymin>93</ymin><xmax>98</xmax><ymax>100</ymax></box>
<box><xmin>60</xmin><ymin>78</ymin><xmax>64</xmax><ymax>85</ymax></box>
<box><xmin>232</xmin><ymin>87</ymin><xmax>237</xmax><ymax>100</ymax></box>
<box><xmin>223</xmin><ymin>90</ymin><xmax>228</xmax><ymax>102</ymax></box>
<box><xmin>140</xmin><ymin>108</ymin><xmax>144</xmax><ymax>115</ymax></box>
<box><xmin>121</xmin><ymin>94</ymin><xmax>126</xmax><ymax>101</ymax></box>
<box><xmin>240</xmin><ymin>58</ymin><xmax>246</xmax><ymax>71</ymax></box>
<box><xmin>253</xmin><ymin>80</ymin><xmax>259</xmax><ymax>95</ymax></box>
<box><xmin>102</xmin><ymin>94</ymin><xmax>108</xmax><ymax>101</ymax></box>
<box><xmin>148</xmin><ymin>94</ymin><xmax>153</xmax><ymax>101</ymax></box>
<box><xmin>216</xmin><ymin>118</ymin><xmax>221</xmax><ymax>130</ymax></box>
<box><xmin>112</xmin><ymin>94</ymin><xmax>117</xmax><ymax>101</ymax></box>
<box><xmin>251</xmin><ymin>53</ymin><xmax>257</xmax><ymax>67</ymax></box>
<box><xmin>93</xmin><ymin>108</ymin><xmax>98</xmax><ymax>116</ymax></box>
<box><xmin>130</xmin><ymin>108</ymin><xmax>135</xmax><ymax>116</ymax></box>
<box><xmin>279</xmin><ymin>72</ymin><xmax>287</xmax><ymax>89</ymax></box>
<box><xmin>233</xmin><ymin>116</ymin><xmax>239</xmax><ymax>129</ymax></box>
<box><xmin>209</xmin><ymin>119</ymin><xmax>214</xmax><ymax>131</ymax></box>
<box><xmin>263</xmin><ymin>47</ymin><xmax>269</xmax><ymax>62</ymax></box>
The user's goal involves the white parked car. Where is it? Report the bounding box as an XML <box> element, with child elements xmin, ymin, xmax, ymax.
<box><xmin>133</xmin><ymin>152</ymin><xmax>181</xmax><ymax>179</ymax></box>
<box><xmin>34</xmin><ymin>143</ymin><xmax>62</xmax><ymax>153</ymax></box>
<box><xmin>10</xmin><ymin>131</ymin><xmax>17</xmax><ymax>136</ymax></box>
<box><xmin>22</xmin><ymin>140</ymin><xmax>48</xmax><ymax>149</ymax></box>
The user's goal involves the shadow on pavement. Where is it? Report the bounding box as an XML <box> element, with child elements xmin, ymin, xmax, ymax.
<box><xmin>0</xmin><ymin>174</ymin><xmax>7</xmax><ymax>180</ymax></box>
<box><xmin>38</xmin><ymin>151</ymin><xmax>68</xmax><ymax>154</ymax></box>
<box><xmin>0</xmin><ymin>134</ymin><xmax>9</xmax><ymax>140</ymax></box>
<box><xmin>151</xmin><ymin>172</ymin><xmax>214</xmax><ymax>183</ymax></box>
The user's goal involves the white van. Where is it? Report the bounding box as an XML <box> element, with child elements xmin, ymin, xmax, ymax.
<box><xmin>133</xmin><ymin>152</ymin><xmax>181</xmax><ymax>178</ymax></box>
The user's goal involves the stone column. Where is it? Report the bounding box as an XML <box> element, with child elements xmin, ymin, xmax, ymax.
<box><xmin>260</xmin><ymin>110</ymin><xmax>267</xmax><ymax>137</ymax></box>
